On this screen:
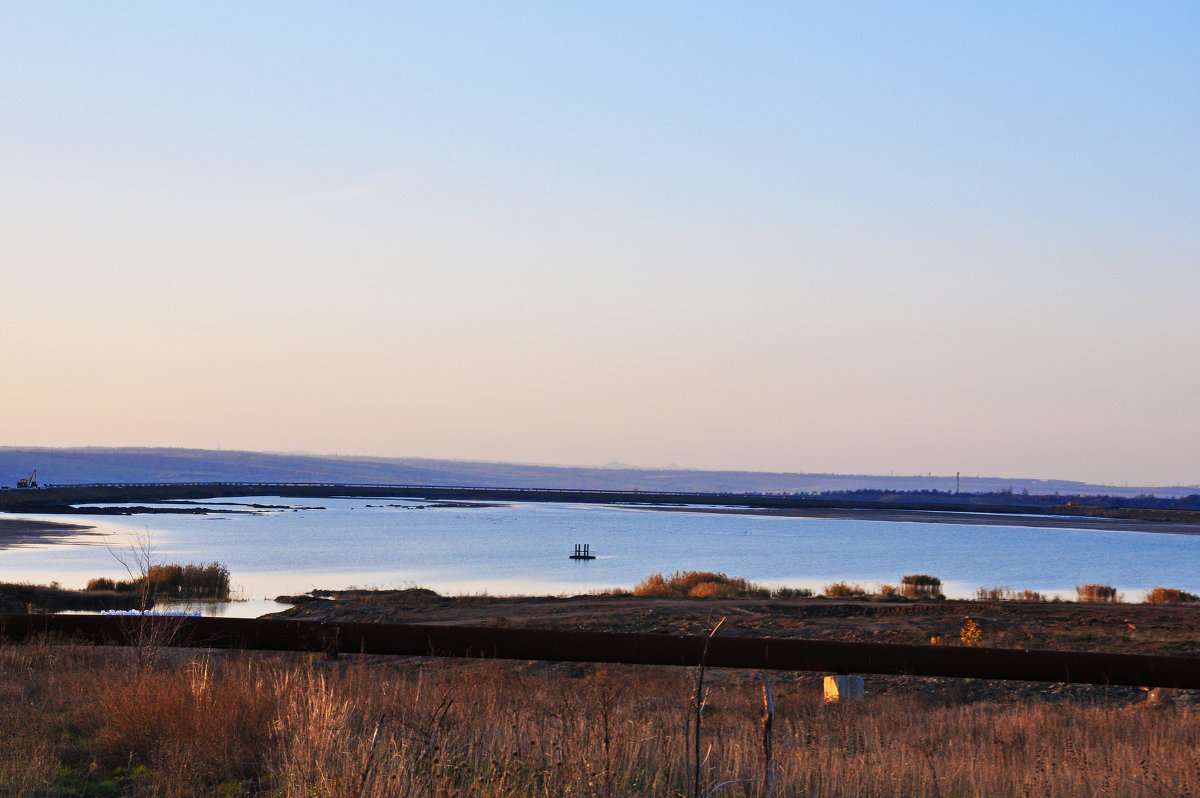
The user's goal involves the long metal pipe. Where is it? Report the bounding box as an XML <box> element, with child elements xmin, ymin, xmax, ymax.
<box><xmin>3</xmin><ymin>614</ymin><xmax>1198</xmax><ymax>688</ymax></box>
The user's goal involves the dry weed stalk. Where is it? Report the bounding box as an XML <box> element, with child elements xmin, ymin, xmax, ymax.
<box><xmin>761</xmin><ymin>674</ymin><xmax>775</xmax><ymax>798</ymax></box>
<box><xmin>693</xmin><ymin>616</ymin><xmax>726</xmax><ymax>798</ymax></box>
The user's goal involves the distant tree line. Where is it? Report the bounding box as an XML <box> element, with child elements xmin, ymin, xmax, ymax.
<box><xmin>808</xmin><ymin>489</ymin><xmax>1200</xmax><ymax>512</ymax></box>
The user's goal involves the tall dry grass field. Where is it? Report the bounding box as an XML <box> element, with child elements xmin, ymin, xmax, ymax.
<box><xmin>0</xmin><ymin>639</ymin><xmax>1197</xmax><ymax>796</ymax></box>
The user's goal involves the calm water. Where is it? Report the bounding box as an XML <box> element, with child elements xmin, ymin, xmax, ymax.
<box><xmin>3</xmin><ymin>496</ymin><xmax>1199</xmax><ymax>617</ymax></box>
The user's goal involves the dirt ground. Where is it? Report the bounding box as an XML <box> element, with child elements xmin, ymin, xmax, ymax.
<box><xmin>268</xmin><ymin>589</ymin><xmax>1200</xmax><ymax>656</ymax></box>
<box><xmin>267</xmin><ymin>590</ymin><xmax>1200</xmax><ymax>705</ymax></box>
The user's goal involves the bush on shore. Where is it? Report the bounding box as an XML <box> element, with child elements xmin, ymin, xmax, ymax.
<box><xmin>771</xmin><ymin>586</ymin><xmax>815</xmax><ymax>599</ymax></box>
<box><xmin>976</xmin><ymin>586</ymin><xmax>1048</xmax><ymax>602</ymax></box>
<box><xmin>1076</xmin><ymin>584</ymin><xmax>1120</xmax><ymax>603</ymax></box>
<box><xmin>628</xmin><ymin>572</ymin><xmax>814</xmax><ymax>600</ymax></box>
<box><xmin>632</xmin><ymin>571</ymin><xmax>770</xmax><ymax>599</ymax></box>
<box><xmin>1145</xmin><ymin>587</ymin><xmax>1200</xmax><ymax>604</ymax></box>
<box><xmin>619</xmin><ymin>574</ymin><xmax>1198</xmax><ymax>605</ymax></box>
<box><xmin>901</xmin><ymin>574</ymin><xmax>944</xmax><ymax>600</ymax></box>
<box><xmin>823</xmin><ymin>582</ymin><xmax>868</xmax><ymax>599</ymax></box>
<box><xmin>84</xmin><ymin>562</ymin><xmax>231</xmax><ymax>600</ymax></box>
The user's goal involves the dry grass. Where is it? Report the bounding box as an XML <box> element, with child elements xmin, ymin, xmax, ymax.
<box><xmin>3</xmin><ymin>638</ymin><xmax>1197</xmax><ymax>797</ymax></box>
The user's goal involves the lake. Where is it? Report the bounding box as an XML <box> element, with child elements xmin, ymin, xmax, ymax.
<box><xmin>2</xmin><ymin>496</ymin><xmax>1198</xmax><ymax>617</ymax></box>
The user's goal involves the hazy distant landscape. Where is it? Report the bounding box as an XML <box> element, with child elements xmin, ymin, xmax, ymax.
<box><xmin>3</xmin><ymin>446</ymin><xmax>1196</xmax><ymax>498</ymax></box>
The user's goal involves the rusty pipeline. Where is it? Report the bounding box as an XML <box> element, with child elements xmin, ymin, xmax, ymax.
<box><xmin>2</xmin><ymin>613</ymin><xmax>1198</xmax><ymax>688</ymax></box>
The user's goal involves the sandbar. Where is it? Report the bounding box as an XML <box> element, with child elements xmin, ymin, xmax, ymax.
<box><xmin>0</xmin><ymin>517</ymin><xmax>99</xmax><ymax>549</ymax></box>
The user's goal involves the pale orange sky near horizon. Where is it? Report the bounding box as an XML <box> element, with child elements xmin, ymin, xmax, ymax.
<box><xmin>2</xmin><ymin>4</ymin><xmax>1197</xmax><ymax>487</ymax></box>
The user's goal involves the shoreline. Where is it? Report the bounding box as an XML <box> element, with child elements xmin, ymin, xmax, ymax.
<box><xmin>638</xmin><ymin>504</ymin><xmax>1200</xmax><ymax>535</ymax></box>
<box><xmin>5</xmin><ymin>483</ymin><xmax>1199</xmax><ymax>533</ymax></box>
<box><xmin>0</xmin><ymin>517</ymin><xmax>98</xmax><ymax>549</ymax></box>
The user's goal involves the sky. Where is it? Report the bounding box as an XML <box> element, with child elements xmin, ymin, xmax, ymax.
<box><xmin>2</xmin><ymin>2</ymin><xmax>1198</xmax><ymax>486</ymax></box>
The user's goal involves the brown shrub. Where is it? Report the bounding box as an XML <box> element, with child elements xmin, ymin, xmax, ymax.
<box><xmin>901</xmin><ymin>574</ymin><xmax>943</xmax><ymax>600</ymax></box>
<box><xmin>1145</xmin><ymin>587</ymin><xmax>1200</xmax><ymax>604</ymax></box>
<box><xmin>631</xmin><ymin>571</ymin><xmax>768</xmax><ymax>599</ymax></box>
<box><xmin>671</xmin><ymin>571</ymin><xmax>720</xmax><ymax>595</ymax></box>
<box><xmin>88</xmin><ymin>656</ymin><xmax>278</xmax><ymax>784</ymax></box>
<box><xmin>146</xmin><ymin>562</ymin><xmax>232</xmax><ymax>599</ymax></box>
<box><xmin>824</xmin><ymin>582</ymin><xmax>868</xmax><ymax>598</ymax></box>
<box><xmin>688</xmin><ymin>581</ymin><xmax>727</xmax><ymax>599</ymax></box>
<box><xmin>976</xmin><ymin>586</ymin><xmax>1048</xmax><ymax>602</ymax></box>
<box><xmin>90</xmin><ymin>562</ymin><xmax>234</xmax><ymax>601</ymax></box>
<box><xmin>631</xmin><ymin>572</ymin><xmax>669</xmax><ymax>597</ymax></box>
<box><xmin>1076</xmin><ymin>584</ymin><xmax>1120</xmax><ymax>603</ymax></box>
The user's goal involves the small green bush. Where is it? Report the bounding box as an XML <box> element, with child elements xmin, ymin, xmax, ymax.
<box><xmin>771</xmin><ymin>586</ymin><xmax>814</xmax><ymax>599</ymax></box>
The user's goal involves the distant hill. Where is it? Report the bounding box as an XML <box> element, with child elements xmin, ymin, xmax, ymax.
<box><xmin>1</xmin><ymin>446</ymin><xmax>1195</xmax><ymax>498</ymax></box>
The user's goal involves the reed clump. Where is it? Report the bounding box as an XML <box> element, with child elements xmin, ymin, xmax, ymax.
<box><xmin>85</xmin><ymin>561</ymin><xmax>232</xmax><ymax>600</ymax></box>
<box><xmin>632</xmin><ymin>571</ymin><xmax>771</xmax><ymax>599</ymax></box>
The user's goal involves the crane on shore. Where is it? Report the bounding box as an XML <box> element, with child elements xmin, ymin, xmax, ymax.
<box><xmin>15</xmin><ymin>470</ymin><xmax>38</xmax><ymax>489</ymax></box>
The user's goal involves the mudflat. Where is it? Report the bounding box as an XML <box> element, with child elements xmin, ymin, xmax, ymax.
<box><xmin>0</xmin><ymin>517</ymin><xmax>97</xmax><ymax>548</ymax></box>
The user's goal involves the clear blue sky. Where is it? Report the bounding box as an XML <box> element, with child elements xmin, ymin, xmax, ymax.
<box><xmin>2</xmin><ymin>2</ymin><xmax>1197</xmax><ymax>485</ymax></box>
